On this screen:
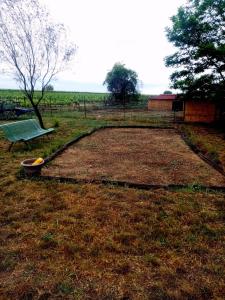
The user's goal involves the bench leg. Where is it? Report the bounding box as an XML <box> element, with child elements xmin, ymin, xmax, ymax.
<box><xmin>8</xmin><ymin>142</ymin><xmax>14</xmax><ymax>152</ymax></box>
<box><xmin>24</xmin><ymin>141</ymin><xmax>31</xmax><ymax>150</ymax></box>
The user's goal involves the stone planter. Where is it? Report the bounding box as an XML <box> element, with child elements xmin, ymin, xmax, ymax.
<box><xmin>21</xmin><ymin>158</ymin><xmax>45</xmax><ymax>176</ymax></box>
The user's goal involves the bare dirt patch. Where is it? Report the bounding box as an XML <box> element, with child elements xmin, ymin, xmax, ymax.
<box><xmin>43</xmin><ymin>128</ymin><xmax>225</xmax><ymax>186</ymax></box>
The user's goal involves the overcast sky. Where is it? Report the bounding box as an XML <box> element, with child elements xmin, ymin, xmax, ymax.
<box><xmin>0</xmin><ymin>0</ymin><xmax>187</xmax><ymax>94</ymax></box>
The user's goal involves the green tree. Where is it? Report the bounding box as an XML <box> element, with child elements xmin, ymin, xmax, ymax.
<box><xmin>103</xmin><ymin>63</ymin><xmax>139</xmax><ymax>105</ymax></box>
<box><xmin>165</xmin><ymin>0</ymin><xmax>225</xmax><ymax>105</ymax></box>
<box><xmin>46</xmin><ymin>84</ymin><xmax>54</xmax><ymax>92</ymax></box>
<box><xmin>163</xmin><ymin>90</ymin><xmax>173</xmax><ymax>94</ymax></box>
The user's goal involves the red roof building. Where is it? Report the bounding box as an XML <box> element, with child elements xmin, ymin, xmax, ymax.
<box><xmin>148</xmin><ymin>94</ymin><xmax>177</xmax><ymax>111</ymax></box>
<box><xmin>148</xmin><ymin>94</ymin><xmax>218</xmax><ymax>123</ymax></box>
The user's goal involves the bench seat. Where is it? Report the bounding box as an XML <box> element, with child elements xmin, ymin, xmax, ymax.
<box><xmin>22</xmin><ymin>128</ymin><xmax>54</xmax><ymax>141</ymax></box>
<box><xmin>0</xmin><ymin>119</ymin><xmax>54</xmax><ymax>150</ymax></box>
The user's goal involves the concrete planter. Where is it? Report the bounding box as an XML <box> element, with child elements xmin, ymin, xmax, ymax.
<box><xmin>21</xmin><ymin>158</ymin><xmax>45</xmax><ymax>176</ymax></box>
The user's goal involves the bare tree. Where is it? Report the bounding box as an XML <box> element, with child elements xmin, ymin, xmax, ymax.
<box><xmin>0</xmin><ymin>0</ymin><xmax>76</xmax><ymax>128</ymax></box>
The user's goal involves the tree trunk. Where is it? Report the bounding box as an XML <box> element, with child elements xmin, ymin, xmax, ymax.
<box><xmin>33</xmin><ymin>104</ymin><xmax>45</xmax><ymax>129</ymax></box>
<box><xmin>26</xmin><ymin>94</ymin><xmax>45</xmax><ymax>129</ymax></box>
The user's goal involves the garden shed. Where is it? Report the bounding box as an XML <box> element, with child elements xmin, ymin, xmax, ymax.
<box><xmin>148</xmin><ymin>94</ymin><xmax>177</xmax><ymax>111</ymax></box>
<box><xmin>184</xmin><ymin>100</ymin><xmax>216</xmax><ymax>123</ymax></box>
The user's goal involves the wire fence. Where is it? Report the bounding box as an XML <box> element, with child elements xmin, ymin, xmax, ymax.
<box><xmin>0</xmin><ymin>97</ymin><xmax>184</xmax><ymax>124</ymax></box>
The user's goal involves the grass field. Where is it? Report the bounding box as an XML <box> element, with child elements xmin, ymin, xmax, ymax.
<box><xmin>0</xmin><ymin>89</ymin><xmax>108</xmax><ymax>104</ymax></box>
<box><xmin>0</xmin><ymin>113</ymin><xmax>225</xmax><ymax>299</ymax></box>
<box><xmin>0</xmin><ymin>89</ymin><xmax>150</xmax><ymax>106</ymax></box>
<box><xmin>43</xmin><ymin>127</ymin><xmax>225</xmax><ymax>187</ymax></box>
<box><xmin>179</xmin><ymin>124</ymin><xmax>225</xmax><ymax>170</ymax></box>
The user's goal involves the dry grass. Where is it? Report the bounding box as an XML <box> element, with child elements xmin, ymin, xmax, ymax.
<box><xmin>0</xmin><ymin>114</ymin><xmax>225</xmax><ymax>299</ymax></box>
<box><xmin>179</xmin><ymin>124</ymin><xmax>225</xmax><ymax>170</ymax></box>
<box><xmin>43</xmin><ymin>128</ymin><xmax>225</xmax><ymax>187</ymax></box>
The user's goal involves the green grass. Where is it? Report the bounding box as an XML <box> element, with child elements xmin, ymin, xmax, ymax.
<box><xmin>0</xmin><ymin>89</ymin><xmax>109</xmax><ymax>104</ymax></box>
<box><xmin>0</xmin><ymin>89</ymin><xmax>150</xmax><ymax>106</ymax></box>
<box><xmin>0</xmin><ymin>113</ymin><xmax>224</xmax><ymax>299</ymax></box>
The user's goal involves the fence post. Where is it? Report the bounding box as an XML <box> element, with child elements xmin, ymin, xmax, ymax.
<box><xmin>123</xmin><ymin>94</ymin><xmax>126</xmax><ymax>120</ymax></box>
<box><xmin>83</xmin><ymin>97</ymin><xmax>87</xmax><ymax>118</ymax></box>
<box><xmin>50</xmin><ymin>98</ymin><xmax>53</xmax><ymax>117</ymax></box>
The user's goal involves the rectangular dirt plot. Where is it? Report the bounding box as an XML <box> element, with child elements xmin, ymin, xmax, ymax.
<box><xmin>43</xmin><ymin>128</ymin><xmax>225</xmax><ymax>187</ymax></box>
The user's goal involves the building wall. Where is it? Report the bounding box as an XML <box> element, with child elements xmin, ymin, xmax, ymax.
<box><xmin>148</xmin><ymin>99</ymin><xmax>173</xmax><ymax>111</ymax></box>
<box><xmin>184</xmin><ymin>100</ymin><xmax>216</xmax><ymax>123</ymax></box>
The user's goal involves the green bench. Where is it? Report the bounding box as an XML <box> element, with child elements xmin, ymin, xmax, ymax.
<box><xmin>0</xmin><ymin>119</ymin><xmax>54</xmax><ymax>150</ymax></box>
